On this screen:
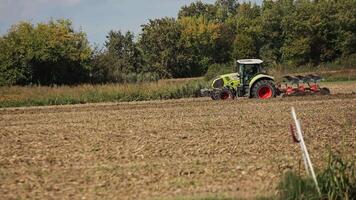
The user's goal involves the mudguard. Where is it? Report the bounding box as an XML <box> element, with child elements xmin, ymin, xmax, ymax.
<box><xmin>249</xmin><ymin>74</ymin><xmax>275</xmax><ymax>88</ymax></box>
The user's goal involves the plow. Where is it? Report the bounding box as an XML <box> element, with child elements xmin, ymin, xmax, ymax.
<box><xmin>201</xmin><ymin>59</ymin><xmax>330</xmax><ymax>100</ymax></box>
<box><xmin>279</xmin><ymin>74</ymin><xmax>330</xmax><ymax>97</ymax></box>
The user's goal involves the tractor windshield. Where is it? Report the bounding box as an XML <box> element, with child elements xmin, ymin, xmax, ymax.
<box><xmin>240</xmin><ymin>64</ymin><xmax>261</xmax><ymax>84</ymax></box>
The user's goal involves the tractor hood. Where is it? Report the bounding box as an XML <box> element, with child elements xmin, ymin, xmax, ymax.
<box><xmin>211</xmin><ymin>73</ymin><xmax>240</xmax><ymax>89</ymax></box>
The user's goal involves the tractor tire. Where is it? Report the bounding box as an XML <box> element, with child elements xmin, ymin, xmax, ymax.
<box><xmin>219</xmin><ymin>88</ymin><xmax>234</xmax><ymax>100</ymax></box>
<box><xmin>211</xmin><ymin>90</ymin><xmax>221</xmax><ymax>100</ymax></box>
<box><xmin>252</xmin><ymin>80</ymin><xmax>276</xmax><ymax>99</ymax></box>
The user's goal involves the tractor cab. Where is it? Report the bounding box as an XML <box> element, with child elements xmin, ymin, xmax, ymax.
<box><xmin>236</xmin><ymin>59</ymin><xmax>266</xmax><ymax>97</ymax></box>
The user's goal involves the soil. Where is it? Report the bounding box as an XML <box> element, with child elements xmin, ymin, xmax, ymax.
<box><xmin>0</xmin><ymin>82</ymin><xmax>355</xmax><ymax>200</ymax></box>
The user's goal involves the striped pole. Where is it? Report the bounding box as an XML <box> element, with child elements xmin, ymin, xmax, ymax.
<box><xmin>291</xmin><ymin>107</ymin><xmax>321</xmax><ymax>196</ymax></box>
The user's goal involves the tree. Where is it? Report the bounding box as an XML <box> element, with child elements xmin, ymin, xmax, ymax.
<box><xmin>91</xmin><ymin>31</ymin><xmax>146</xmax><ymax>83</ymax></box>
<box><xmin>178</xmin><ymin>1</ymin><xmax>217</xmax><ymax>20</ymax></box>
<box><xmin>259</xmin><ymin>0</ymin><xmax>285</xmax><ymax>65</ymax></box>
<box><xmin>215</xmin><ymin>0</ymin><xmax>239</xmax><ymax>21</ymax></box>
<box><xmin>0</xmin><ymin>22</ymin><xmax>33</xmax><ymax>85</ymax></box>
<box><xmin>334</xmin><ymin>0</ymin><xmax>356</xmax><ymax>57</ymax></box>
<box><xmin>279</xmin><ymin>1</ymin><xmax>313</xmax><ymax>65</ymax></box>
<box><xmin>232</xmin><ymin>3</ymin><xmax>262</xmax><ymax>60</ymax></box>
<box><xmin>139</xmin><ymin>18</ymin><xmax>184</xmax><ymax>78</ymax></box>
<box><xmin>179</xmin><ymin>16</ymin><xmax>233</xmax><ymax>76</ymax></box>
<box><xmin>0</xmin><ymin>19</ymin><xmax>92</xmax><ymax>86</ymax></box>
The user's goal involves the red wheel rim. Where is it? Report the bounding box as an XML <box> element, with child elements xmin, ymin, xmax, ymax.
<box><xmin>220</xmin><ymin>92</ymin><xmax>230</xmax><ymax>100</ymax></box>
<box><xmin>258</xmin><ymin>86</ymin><xmax>272</xmax><ymax>99</ymax></box>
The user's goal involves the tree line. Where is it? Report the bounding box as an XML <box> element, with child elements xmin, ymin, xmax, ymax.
<box><xmin>0</xmin><ymin>0</ymin><xmax>355</xmax><ymax>86</ymax></box>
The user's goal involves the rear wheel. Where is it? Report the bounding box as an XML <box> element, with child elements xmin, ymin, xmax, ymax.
<box><xmin>252</xmin><ymin>80</ymin><xmax>276</xmax><ymax>99</ymax></box>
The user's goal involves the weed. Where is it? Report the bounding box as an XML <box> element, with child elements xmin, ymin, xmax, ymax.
<box><xmin>278</xmin><ymin>154</ymin><xmax>356</xmax><ymax>200</ymax></box>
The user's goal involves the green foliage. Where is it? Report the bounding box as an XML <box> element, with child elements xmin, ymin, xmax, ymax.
<box><xmin>232</xmin><ymin>3</ymin><xmax>262</xmax><ymax>60</ymax></box>
<box><xmin>179</xmin><ymin>16</ymin><xmax>233</xmax><ymax>76</ymax></box>
<box><xmin>90</xmin><ymin>31</ymin><xmax>153</xmax><ymax>83</ymax></box>
<box><xmin>278</xmin><ymin>171</ymin><xmax>320</xmax><ymax>200</ymax></box>
<box><xmin>178</xmin><ymin>1</ymin><xmax>217</xmax><ymax>20</ymax></box>
<box><xmin>0</xmin><ymin>20</ymin><xmax>91</xmax><ymax>86</ymax></box>
<box><xmin>0</xmin><ymin>79</ymin><xmax>208</xmax><ymax>108</ymax></box>
<box><xmin>278</xmin><ymin>154</ymin><xmax>356</xmax><ymax>200</ymax></box>
<box><xmin>319</xmin><ymin>154</ymin><xmax>356</xmax><ymax>200</ymax></box>
<box><xmin>139</xmin><ymin>18</ymin><xmax>183</xmax><ymax>78</ymax></box>
<box><xmin>214</xmin><ymin>0</ymin><xmax>239</xmax><ymax>22</ymax></box>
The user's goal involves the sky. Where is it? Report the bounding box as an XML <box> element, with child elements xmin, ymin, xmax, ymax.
<box><xmin>0</xmin><ymin>0</ymin><xmax>260</xmax><ymax>46</ymax></box>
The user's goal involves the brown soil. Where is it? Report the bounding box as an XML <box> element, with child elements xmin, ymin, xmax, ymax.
<box><xmin>0</xmin><ymin>82</ymin><xmax>355</xmax><ymax>200</ymax></box>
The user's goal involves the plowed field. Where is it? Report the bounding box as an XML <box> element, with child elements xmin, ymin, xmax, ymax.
<box><xmin>1</xmin><ymin>82</ymin><xmax>355</xmax><ymax>199</ymax></box>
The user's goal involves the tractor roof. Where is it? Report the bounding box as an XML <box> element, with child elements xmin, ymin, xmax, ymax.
<box><xmin>237</xmin><ymin>59</ymin><xmax>263</xmax><ymax>64</ymax></box>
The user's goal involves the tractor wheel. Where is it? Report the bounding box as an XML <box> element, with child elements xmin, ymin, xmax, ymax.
<box><xmin>219</xmin><ymin>88</ymin><xmax>234</xmax><ymax>100</ymax></box>
<box><xmin>211</xmin><ymin>90</ymin><xmax>220</xmax><ymax>100</ymax></box>
<box><xmin>252</xmin><ymin>80</ymin><xmax>276</xmax><ymax>99</ymax></box>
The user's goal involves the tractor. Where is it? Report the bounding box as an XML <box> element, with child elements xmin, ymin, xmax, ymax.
<box><xmin>201</xmin><ymin>59</ymin><xmax>330</xmax><ymax>100</ymax></box>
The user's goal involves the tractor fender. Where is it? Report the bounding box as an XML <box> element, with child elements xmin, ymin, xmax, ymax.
<box><xmin>249</xmin><ymin>74</ymin><xmax>275</xmax><ymax>96</ymax></box>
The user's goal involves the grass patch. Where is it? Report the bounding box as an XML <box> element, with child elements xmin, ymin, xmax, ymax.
<box><xmin>278</xmin><ymin>154</ymin><xmax>356</xmax><ymax>200</ymax></box>
<box><xmin>0</xmin><ymin>78</ymin><xmax>208</xmax><ymax>108</ymax></box>
<box><xmin>268</xmin><ymin>55</ymin><xmax>356</xmax><ymax>82</ymax></box>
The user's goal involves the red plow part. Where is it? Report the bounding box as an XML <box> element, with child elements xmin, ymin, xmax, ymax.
<box><xmin>289</xmin><ymin>124</ymin><xmax>300</xmax><ymax>143</ymax></box>
<box><xmin>278</xmin><ymin>74</ymin><xmax>330</xmax><ymax>97</ymax></box>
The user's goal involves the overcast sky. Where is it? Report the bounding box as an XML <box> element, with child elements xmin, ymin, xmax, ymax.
<box><xmin>0</xmin><ymin>0</ymin><xmax>260</xmax><ymax>45</ymax></box>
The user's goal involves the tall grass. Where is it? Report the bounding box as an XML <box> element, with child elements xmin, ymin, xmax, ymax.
<box><xmin>278</xmin><ymin>154</ymin><xmax>356</xmax><ymax>200</ymax></box>
<box><xmin>0</xmin><ymin>78</ymin><xmax>208</xmax><ymax>108</ymax></box>
<box><xmin>268</xmin><ymin>55</ymin><xmax>356</xmax><ymax>82</ymax></box>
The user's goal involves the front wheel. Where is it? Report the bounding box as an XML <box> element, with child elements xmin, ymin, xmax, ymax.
<box><xmin>251</xmin><ymin>80</ymin><xmax>276</xmax><ymax>99</ymax></box>
<box><xmin>219</xmin><ymin>88</ymin><xmax>235</xmax><ymax>100</ymax></box>
<box><xmin>211</xmin><ymin>90</ymin><xmax>220</xmax><ymax>100</ymax></box>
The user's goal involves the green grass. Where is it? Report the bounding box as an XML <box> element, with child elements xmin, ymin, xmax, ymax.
<box><xmin>0</xmin><ymin>79</ymin><xmax>208</xmax><ymax>108</ymax></box>
<box><xmin>278</xmin><ymin>154</ymin><xmax>356</xmax><ymax>200</ymax></box>
<box><xmin>322</xmin><ymin>72</ymin><xmax>356</xmax><ymax>82</ymax></box>
<box><xmin>268</xmin><ymin>55</ymin><xmax>356</xmax><ymax>83</ymax></box>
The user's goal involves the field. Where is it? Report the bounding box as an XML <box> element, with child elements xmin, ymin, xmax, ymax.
<box><xmin>0</xmin><ymin>81</ymin><xmax>355</xmax><ymax>199</ymax></box>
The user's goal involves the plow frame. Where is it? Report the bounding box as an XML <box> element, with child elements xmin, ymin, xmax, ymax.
<box><xmin>278</xmin><ymin>74</ymin><xmax>330</xmax><ymax>97</ymax></box>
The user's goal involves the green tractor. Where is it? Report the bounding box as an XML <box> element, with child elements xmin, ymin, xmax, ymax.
<box><xmin>201</xmin><ymin>59</ymin><xmax>277</xmax><ymax>100</ymax></box>
<box><xmin>201</xmin><ymin>59</ymin><xmax>330</xmax><ymax>100</ymax></box>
